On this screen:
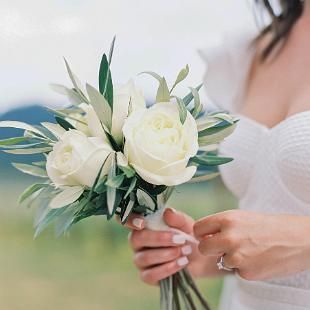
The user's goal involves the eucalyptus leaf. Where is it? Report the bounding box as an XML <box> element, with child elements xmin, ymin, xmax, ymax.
<box><xmin>137</xmin><ymin>189</ymin><xmax>155</xmax><ymax>210</ymax></box>
<box><xmin>12</xmin><ymin>163</ymin><xmax>48</xmax><ymax>177</ymax></box>
<box><xmin>86</xmin><ymin>83</ymin><xmax>112</xmax><ymax>130</ymax></box>
<box><xmin>156</xmin><ymin>77</ymin><xmax>170</xmax><ymax>103</ymax></box>
<box><xmin>139</xmin><ymin>71</ymin><xmax>162</xmax><ymax>83</ymax></box>
<box><xmin>0</xmin><ymin>121</ymin><xmax>45</xmax><ymax>137</ymax></box>
<box><xmin>170</xmin><ymin>64</ymin><xmax>189</xmax><ymax>93</ymax></box>
<box><xmin>55</xmin><ymin>116</ymin><xmax>75</xmax><ymax>131</ymax></box>
<box><xmin>63</xmin><ymin>58</ymin><xmax>87</xmax><ymax>102</ymax></box>
<box><xmin>124</xmin><ymin>177</ymin><xmax>137</xmax><ymax>199</ymax></box>
<box><xmin>19</xmin><ymin>183</ymin><xmax>50</xmax><ymax>204</ymax></box>
<box><xmin>98</xmin><ymin>54</ymin><xmax>113</xmax><ymax>107</ymax></box>
<box><xmin>50</xmin><ymin>84</ymin><xmax>85</xmax><ymax>105</ymax></box>
<box><xmin>119</xmin><ymin>165</ymin><xmax>135</xmax><ymax>178</ymax></box>
<box><xmin>198</xmin><ymin>123</ymin><xmax>237</xmax><ymax>146</ymax></box>
<box><xmin>41</xmin><ymin>122</ymin><xmax>66</xmax><ymax>140</ymax></box>
<box><xmin>183</xmin><ymin>83</ymin><xmax>203</xmax><ymax>106</ymax></box>
<box><xmin>189</xmin><ymin>172</ymin><xmax>220</xmax><ymax>183</ymax></box>
<box><xmin>191</xmin><ymin>155</ymin><xmax>233</xmax><ymax>166</ymax></box>
<box><xmin>107</xmin><ymin>154</ymin><xmax>117</xmax><ymax>215</ymax></box>
<box><xmin>4</xmin><ymin>147</ymin><xmax>52</xmax><ymax>155</ymax></box>
<box><xmin>121</xmin><ymin>196</ymin><xmax>135</xmax><ymax>223</ymax></box>
<box><xmin>49</xmin><ymin>186</ymin><xmax>84</xmax><ymax>209</ymax></box>
<box><xmin>106</xmin><ymin>174</ymin><xmax>125</xmax><ymax>188</ymax></box>
<box><xmin>0</xmin><ymin>142</ymin><xmax>47</xmax><ymax>149</ymax></box>
<box><xmin>176</xmin><ymin>97</ymin><xmax>187</xmax><ymax>125</ymax></box>
<box><xmin>0</xmin><ymin>137</ymin><xmax>30</xmax><ymax>146</ymax></box>
<box><xmin>189</xmin><ymin>86</ymin><xmax>203</xmax><ymax>118</ymax></box>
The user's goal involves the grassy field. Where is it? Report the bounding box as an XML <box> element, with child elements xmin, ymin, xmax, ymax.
<box><xmin>0</xmin><ymin>175</ymin><xmax>237</xmax><ymax>310</ymax></box>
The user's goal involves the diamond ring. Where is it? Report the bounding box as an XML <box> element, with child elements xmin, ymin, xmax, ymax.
<box><xmin>217</xmin><ymin>255</ymin><xmax>234</xmax><ymax>272</ymax></box>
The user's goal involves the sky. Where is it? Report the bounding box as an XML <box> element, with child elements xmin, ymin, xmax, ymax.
<box><xmin>0</xmin><ymin>0</ymin><xmax>257</xmax><ymax>114</ymax></box>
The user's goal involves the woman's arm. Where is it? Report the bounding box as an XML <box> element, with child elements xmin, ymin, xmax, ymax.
<box><xmin>194</xmin><ymin>210</ymin><xmax>310</xmax><ymax>281</ymax></box>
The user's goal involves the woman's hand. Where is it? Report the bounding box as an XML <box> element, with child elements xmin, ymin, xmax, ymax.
<box><xmin>194</xmin><ymin>210</ymin><xmax>310</xmax><ymax>281</ymax></box>
<box><xmin>126</xmin><ymin>208</ymin><xmax>213</xmax><ymax>285</ymax></box>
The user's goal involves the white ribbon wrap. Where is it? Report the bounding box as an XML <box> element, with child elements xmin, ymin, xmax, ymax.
<box><xmin>144</xmin><ymin>207</ymin><xmax>198</xmax><ymax>245</ymax></box>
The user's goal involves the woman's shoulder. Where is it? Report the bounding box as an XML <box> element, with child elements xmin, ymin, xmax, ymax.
<box><xmin>199</xmin><ymin>28</ymin><xmax>258</xmax><ymax>113</ymax></box>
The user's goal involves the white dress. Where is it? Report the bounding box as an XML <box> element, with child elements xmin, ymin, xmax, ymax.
<box><xmin>200</xmin><ymin>30</ymin><xmax>310</xmax><ymax>310</ymax></box>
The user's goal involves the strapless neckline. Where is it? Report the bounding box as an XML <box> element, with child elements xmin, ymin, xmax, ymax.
<box><xmin>237</xmin><ymin>110</ymin><xmax>310</xmax><ymax>132</ymax></box>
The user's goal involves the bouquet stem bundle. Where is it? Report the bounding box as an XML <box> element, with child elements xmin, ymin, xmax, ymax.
<box><xmin>160</xmin><ymin>269</ymin><xmax>210</xmax><ymax>310</ymax></box>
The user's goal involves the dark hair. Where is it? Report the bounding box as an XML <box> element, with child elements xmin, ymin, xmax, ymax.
<box><xmin>257</xmin><ymin>0</ymin><xmax>304</xmax><ymax>60</ymax></box>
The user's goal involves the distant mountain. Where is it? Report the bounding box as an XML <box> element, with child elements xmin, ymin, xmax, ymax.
<box><xmin>0</xmin><ymin>104</ymin><xmax>55</xmax><ymax>176</ymax></box>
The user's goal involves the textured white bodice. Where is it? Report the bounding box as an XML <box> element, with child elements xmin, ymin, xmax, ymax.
<box><xmin>200</xmin><ymin>30</ymin><xmax>310</xmax><ymax>309</ymax></box>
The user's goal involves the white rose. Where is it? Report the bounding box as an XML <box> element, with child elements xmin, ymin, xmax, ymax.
<box><xmin>112</xmin><ymin>79</ymin><xmax>145</xmax><ymax>144</ymax></box>
<box><xmin>123</xmin><ymin>102</ymin><xmax>198</xmax><ymax>186</ymax></box>
<box><xmin>46</xmin><ymin>130</ymin><xmax>113</xmax><ymax>188</ymax></box>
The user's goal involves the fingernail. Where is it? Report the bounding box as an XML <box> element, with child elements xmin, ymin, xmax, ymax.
<box><xmin>132</xmin><ymin>218</ymin><xmax>144</xmax><ymax>229</ymax></box>
<box><xmin>166</xmin><ymin>207</ymin><xmax>176</xmax><ymax>213</ymax></box>
<box><xmin>181</xmin><ymin>245</ymin><xmax>192</xmax><ymax>256</ymax></box>
<box><xmin>177</xmin><ymin>256</ymin><xmax>189</xmax><ymax>267</ymax></box>
<box><xmin>172</xmin><ymin>234</ymin><xmax>186</xmax><ymax>245</ymax></box>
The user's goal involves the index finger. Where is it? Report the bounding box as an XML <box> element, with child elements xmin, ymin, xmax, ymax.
<box><xmin>193</xmin><ymin>213</ymin><xmax>222</xmax><ymax>240</ymax></box>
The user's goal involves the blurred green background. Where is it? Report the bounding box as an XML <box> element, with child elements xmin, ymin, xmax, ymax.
<box><xmin>0</xmin><ymin>159</ymin><xmax>236</xmax><ymax>309</ymax></box>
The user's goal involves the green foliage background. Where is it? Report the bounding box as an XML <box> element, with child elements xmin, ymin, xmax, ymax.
<box><xmin>0</xmin><ymin>172</ymin><xmax>236</xmax><ymax>310</ymax></box>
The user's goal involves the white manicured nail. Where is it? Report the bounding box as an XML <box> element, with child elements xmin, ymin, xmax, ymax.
<box><xmin>181</xmin><ymin>245</ymin><xmax>192</xmax><ymax>256</ymax></box>
<box><xmin>177</xmin><ymin>256</ymin><xmax>189</xmax><ymax>267</ymax></box>
<box><xmin>132</xmin><ymin>218</ymin><xmax>144</xmax><ymax>229</ymax></box>
<box><xmin>172</xmin><ymin>235</ymin><xmax>186</xmax><ymax>245</ymax></box>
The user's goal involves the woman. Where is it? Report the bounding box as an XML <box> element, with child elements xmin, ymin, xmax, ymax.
<box><xmin>126</xmin><ymin>1</ymin><xmax>310</xmax><ymax>309</ymax></box>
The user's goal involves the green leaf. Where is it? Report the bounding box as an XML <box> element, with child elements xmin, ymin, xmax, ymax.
<box><xmin>55</xmin><ymin>116</ymin><xmax>76</xmax><ymax>131</ymax></box>
<box><xmin>32</xmin><ymin>161</ymin><xmax>46</xmax><ymax>167</ymax></box>
<box><xmin>41</xmin><ymin>122</ymin><xmax>66</xmax><ymax>140</ymax></box>
<box><xmin>106</xmin><ymin>174</ymin><xmax>125</xmax><ymax>188</ymax></box>
<box><xmin>189</xmin><ymin>172</ymin><xmax>220</xmax><ymax>183</ymax></box>
<box><xmin>49</xmin><ymin>186</ymin><xmax>84</xmax><ymax>209</ymax></box>
<box><xmin>139</xmin><ymin>71</ymin><xmax>162</xmax><ymax>83</ymax></box>
<box><xmin>86</xmin><ymin>83</ymin><xmax>112</xmax><ymax>130</ymax></box>
<box><xmin>0</xmin><ymin>142</ymin><xmax>47</xmax><ymax>149</ymax></box>
<box><xmin>121</xmin><ymin>196</ymin><xmax>135</xmax><ymax>223</ymax></box>
<box><xmin>119</xmin><ymin>165</ymin><xmax>135</xmax><ymax>178</ymax></box>
<box><xmin>12</xmin><ymin>163</ymin><xmax>48</xmax><ymax>177</ymax></box>
<box><xmin>124</xmin><ymin>177</ymin><xmax>137</xmax><ymax>199</ymax></box>
<box><xmin>156</xmin><ymin>77</ymin><xmax>170</xmax><ymax>103</ymax></box>
<box><xmin>136</xmin><ymin>189</ymin><xmax>155</xmax><ymax>210</ymax></box>
<box><xmin>189</xmin><ymin>87</ymin><xmax>202</xmax><ymax>118</ymax></box>
<box><xmin>198</xmin><ymin>122</ymin><xmax>237</xmax><ymax>146</ymax></box>
<box><xmin>211</xmin><ymin>112</ymin><xmax>235</xmax><ymax>124</ymax></box>
<box><xmin>94</xmin><ymin>177</ymin><xmax>107</xmax><ymax>194</ymax></box>
<box><xmin>170</xmin><ymin>64</ymin><xmax>189</xmax><ymax>93</ymax></box>
<box><xmin>108</xmin><ymin>35</ymin><xmax>116</xmax><ymax>64</ymax></box>
<box><xmin>98</xmin><ymin>54</ymin><xmax>114</xmax><ymax>107</ymax></box>
<box><xmin>192</xmin><ymin>155</ymin><xmax>233</xmax><ymax>166</ymax></box>
<box><xmin>107</xmin><ymin>154</ymin><xmax>117</xmax><ymax>215</ymax></box>
<box><xmin>3</xmin><ymin>147</ymin><xmax>52</xmax><ymax>155</ymax></box>
<box><xmin>50</xmin><ymin>84</ymin><xmax>86</xmax><ymax>105</ymax></box>
<box><xmin>0</xmin><ymin>121</ymin><xmax>45</xmax><ymax>137</ymax></box>
<box><xmin>19</xmin><ymin>183</ymin><xmax>49</xmax><ymax>204</ymax></box>
<box><xmin>176</xmin><ymin>97</ymin><xmax>187</xmax><ymax>125</ymax></box>
<box><xmin>183</xmin><ymin>83</ymin><xmax>203</xmax><ymax>106</ymax></box>
<box><xmin>0</xmin><ymin>137</ymin><xmax>30</xmax><ymax>146</ymax></box>
<box><xmin>63</xmin><ymin>58</ymin><xmax>87</xmax><ymax>102</ymax></box>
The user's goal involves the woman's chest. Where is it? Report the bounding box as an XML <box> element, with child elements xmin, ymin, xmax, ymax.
<box><xmin>219</xmin><ymin>112</ymin><xmax>310</xmax><ymax>207</ymax></box>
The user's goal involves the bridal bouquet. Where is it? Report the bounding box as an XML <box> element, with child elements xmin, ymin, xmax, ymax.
<box><xmin>0</xmin><ymin>38</ymin><xmax>237</xmax><ymax>310</ymax></box>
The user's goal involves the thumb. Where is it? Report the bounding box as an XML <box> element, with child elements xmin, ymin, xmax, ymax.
<box><xmin>163</xmin><ymin>208</ymin><xmax>194</xmax><ymax>234</ymax></box>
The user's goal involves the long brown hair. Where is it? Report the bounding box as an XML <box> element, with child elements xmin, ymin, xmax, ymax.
<box><xmin>257</xmin><ymin>0</ymin><xmax>304</xmax><ymax>60</ymax></box>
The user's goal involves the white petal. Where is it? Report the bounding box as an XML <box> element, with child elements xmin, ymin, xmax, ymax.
<box><xmin>132</xmin><ymin>164</ymin><xmax>197</xmax><ymax>186</ymax></box>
